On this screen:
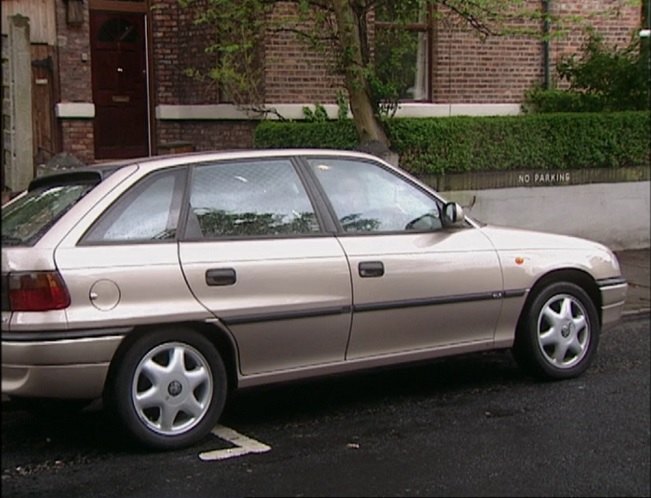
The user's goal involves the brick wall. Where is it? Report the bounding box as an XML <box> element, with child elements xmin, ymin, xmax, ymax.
<box><xmin>150</xmin><ymin>0</ymin><xmax>225</xmax><ymax>151</ymax></box>
<box><xmin>55</xmin><ymin>1</ymin><xmax>91</xmax><ymax>102</ymax></box>
<box><xmin>433</xmin><ymin>25</ymin><xmax>544</xmax><ymax>103</ymax></box>
<box><xmin>550</xmin><ymin>0</ymin><xmax>640</xmax><ymax>78</ymax></box>
<box><xmin>432</xmin><ymin>0</ymin><xmax>641</xmax><ymax>103</ymax></box>
<box><xmin>157</xmin><ymin>121</ymin><xmax>256</xmax><ymax>151</ymax></box>
<box><xmin>54</xmin><ymin>1</ymin><xmax>94</xmax><ymax>163</ymax></box>
<box><xmin>149</xmin><ymin>0</ymin><xmax>220</xmax><ymax>106</ymax></box>
<box><xmin>264</xmin><ymin>2</ymin><xmax>345</xmax><ymax>104</ymax></box>
<box><xmin>150</xmin><ymin>0</ymin><xmax>180</xmax><ymax>106</ymax></box>
<box><xmin>60</xmin><ymin>120</ymin><xmax>94</xmax><ymax>164</ymax></box>
<box><xmin>263</xmin><ymin>1</ymin><xmax>640</xmax><ymax>105</ymax></box>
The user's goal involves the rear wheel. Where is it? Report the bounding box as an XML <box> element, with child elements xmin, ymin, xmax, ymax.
<box><xmin>108</xmin><ymin>328</ymin><xmax>227</xmax><ymax>450</ymax></box>
<box><xmin>513</xmin><ymin>282</ymin><xmax>600</xmax><ymax>380</ymax></box>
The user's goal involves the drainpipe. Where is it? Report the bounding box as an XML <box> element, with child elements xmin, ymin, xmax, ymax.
<box><xmin>642</xmin><ymin>0</ymin><xmax>651</xmax><ymax>110</ymax></box>
<box><xmin>542</xmin><ymin>0</ymin><xmax>551</xmax><ymax>89</ymax></box>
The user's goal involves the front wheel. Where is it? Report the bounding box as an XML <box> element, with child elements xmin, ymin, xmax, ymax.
<box><xmin>107</xmin><ymin>328</ymin><xmax>227</xmax><ymax>450</ymax></box>
<box><xmin>513</xmin><ymin>282</ymin><xmax>600</xmax><ymax>380</ymax></box>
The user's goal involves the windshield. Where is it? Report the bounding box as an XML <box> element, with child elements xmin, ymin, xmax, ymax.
<box><xmin>1</xmin><ymin>182</ymin><xmax>96</xmax><ymax>246</ymax></box>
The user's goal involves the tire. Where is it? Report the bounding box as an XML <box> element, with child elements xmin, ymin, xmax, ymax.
<box><xmin>107</xmin><ymin>327</ymin><xmax>227</xmax><ymax>450</ymax></box>
<box><xmin>513</xmin><ymin>282</ymin><xmax>600</xmax><ymax>380</ymax></box>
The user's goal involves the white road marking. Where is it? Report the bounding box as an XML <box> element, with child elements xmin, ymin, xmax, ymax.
<box><xmin>199</xmin><ymin>425</ymin><xmax>271</xmax><ymax>461</ymax></box>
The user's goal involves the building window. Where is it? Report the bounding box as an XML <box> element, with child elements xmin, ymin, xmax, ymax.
<box><xmin>65</xmin><ymin>0</ymin><xmax>85</xmax><ymax>25</ymax></box>
<box><xmin>88</xmin><ymin>0</ymin><xmax>148</xmax><ymax>13</ymax></box>
<box><xmin>98</xmin><ymin>18</ymin><xmax>138</xmax><ymax>43</ymax></box>
<box><xmin>375</xmin><ymin>1</ymin><xmax>434</xmax><ymax>102</ymax></box>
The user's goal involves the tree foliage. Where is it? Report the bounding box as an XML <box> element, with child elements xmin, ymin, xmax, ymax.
<box><xmin>179</xmin><ymin>0</ymin><xmax>533</xmax><ymax>148</ymax></box>
<box><xmin>179</xmin><ymin>0</ymin><xmax>268</xmax><ymax>109</ymax></box>
<box><xmin>179</xmin><ymin>0</ymin><xmax>642</xmax><ymax>150</ymax></box>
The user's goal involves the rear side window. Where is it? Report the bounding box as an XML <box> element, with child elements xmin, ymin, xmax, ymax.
<box><xmin>82</xmin><ymin>168</ymin><xmax>186</xmax><ymax>244</ymax></box>
<box><xmin>2</xmin><ymin>183</ymin><xmax>96</xmax><ymax>246</ymax></box>
<box><xmin>188</xmin><ymin>159</ymin><xmax>320</xmax><ymax>238</ymax></box>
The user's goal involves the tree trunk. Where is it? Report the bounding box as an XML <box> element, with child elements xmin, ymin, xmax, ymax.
<box><xmin>331</xmin><ymin>0</ymin><xmax>394</xmax><ymax>161</ymax></box>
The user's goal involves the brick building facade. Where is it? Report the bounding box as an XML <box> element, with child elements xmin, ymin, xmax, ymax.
<box><xmin>0</xmin><ymin>0</ymin><xmax>644</xmax><ymax>182</ymax></box>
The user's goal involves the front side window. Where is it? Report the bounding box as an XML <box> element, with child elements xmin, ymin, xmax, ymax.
<box><xmin>188</xmin><ymin>160</ymin><xmax>320</xmax><ymax>238</ymax></box>
<box><xmin>308</xmin><ymin>158</ymin><xmax>442</xmax><ymax>233</ymax></box>
<box><xmin>82</xmin><ymin>168</ymin><xmax>186</xmax><ymax>243</ymax></box>
<box><xmin>2</xmin><ymin>182</ymin><xmax>96</xmax><ymax>246</ymax></box>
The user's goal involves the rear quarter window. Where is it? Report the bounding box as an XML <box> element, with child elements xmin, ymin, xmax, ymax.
<box><xmin>1</xmin><ymin>183</ymin><xmax>96</xmax><ymax>246</ymax></box>
<box><xmin>80</xmin><ymin>168</ymin><xmax>187</xmax><ymax>244</ymax></box>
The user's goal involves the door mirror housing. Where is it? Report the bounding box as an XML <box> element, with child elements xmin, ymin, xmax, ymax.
<box><xmin>442</xmin><ymin>202</ymin><xmax>465</xmax><ymax>227</ymax></box>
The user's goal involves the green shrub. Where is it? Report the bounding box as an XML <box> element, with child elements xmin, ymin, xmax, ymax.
<box><xmin>302</xmin><ymin>103</ymin><xmax>330</xmax><ymax>123</ymax></box>
<box><xmin>523</xmin><ymin>31</ymin><xmax>650</xmax><ymax>113</ymax></box>
<box><xmin>255</xmin><ymin>120</ymin><xmax>358</xmax><ymax>150</ymax></box>
<box><xmin>522</xmin><ymin>88</ymin><xmax>605</xmax><ymax>113</ymax></box>
<box><xmin>254</xmin><ymin>112</ymin><xmax>650</xmax><ymax>175</ymax></box>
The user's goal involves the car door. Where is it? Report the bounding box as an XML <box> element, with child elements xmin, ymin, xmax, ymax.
<box><xmin>55</xmin><ymin>166</ymin><xmax>209</xmax><ymax>329</ymax></box>
<box><xmin>305</xmin><ymin>157</ymin><xmax>503</xmax><ymax>360</ymax></box>
<box><xmin>178</xmin><ymin>158</ymin><xmax>352</xmax><ymax>375</ymax></box>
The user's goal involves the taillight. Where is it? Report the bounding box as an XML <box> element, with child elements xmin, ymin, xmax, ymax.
<box><xmin>8</xmin><ymin>271</ymin><xmax>71</xmax><ymax>311</ymax></box>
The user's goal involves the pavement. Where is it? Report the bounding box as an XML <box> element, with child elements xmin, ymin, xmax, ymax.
<box><xmin>615</xmin><ymin>248</ymin><xmax>651</xmax><ymax>316</ymax></box>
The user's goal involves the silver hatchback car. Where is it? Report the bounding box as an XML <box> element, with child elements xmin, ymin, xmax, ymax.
<box><xmin>1</xmin><ymin>149</ymin><xmax>627</xmax><ymax>449</ymax></box>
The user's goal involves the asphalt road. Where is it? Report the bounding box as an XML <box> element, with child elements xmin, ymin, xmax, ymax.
<box><xmin>2</xmin><ymin>315</ymin><xmax>649</xmax><ymax>497</ymax></box>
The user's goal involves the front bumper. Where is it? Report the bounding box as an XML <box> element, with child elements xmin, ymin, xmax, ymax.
<box><xmin>2</xmin><ymin>330</ymin><xmax>127</xmax><ymax>399</ymax></box>
<box><xmin>598</xmin><ymin>277</ymin><xmax>628</xmax><ymax>330</ymax></box>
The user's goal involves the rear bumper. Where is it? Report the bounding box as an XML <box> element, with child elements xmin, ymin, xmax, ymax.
<box><xmin>1</xmin><ymin>330</ymin><xmax>127</xmax><ymax>399</ymax></box>
<box><xmin>598</xmin><ymin>277</ymin><xmax>628</xmax><ymax>330</ymax></box>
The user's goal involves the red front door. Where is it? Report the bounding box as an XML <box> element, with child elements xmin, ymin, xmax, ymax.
<box><xmin>90</xmin><ymin>11</ymin><xmax>149</xmax><ymax>159</ymax></box>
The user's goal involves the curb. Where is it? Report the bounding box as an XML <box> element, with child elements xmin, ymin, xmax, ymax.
<box><xmin>622</xmin><ymin>309</ymin><xmax>651</xmax><ymax>319</ymax></box>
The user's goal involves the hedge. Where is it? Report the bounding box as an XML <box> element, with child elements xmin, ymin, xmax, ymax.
<box><xmin>254</xmin><ymin>111</ymin><xmax>650</xmax><ymax>175</ymax></box>
<box><xmin>522</xmin><ymin>88</ymin><xmax>617</xmax><ymax>113</ymax></box>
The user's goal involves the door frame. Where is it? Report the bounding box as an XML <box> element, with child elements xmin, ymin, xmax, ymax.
<box><xmin>89</xmin><ymin>0</ymin><xmax>154</xmax><ymax>157</ymax></box>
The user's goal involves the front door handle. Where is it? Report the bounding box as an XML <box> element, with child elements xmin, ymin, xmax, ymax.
<box><xmin>359</xmin><ymin>261</ymin><xmax>384</xmax><ymax>278</ymax></box>
<box><xmin>205</xmin><ymin>268</ymin><xmax>237</xmax><ymax>286</ymax></box>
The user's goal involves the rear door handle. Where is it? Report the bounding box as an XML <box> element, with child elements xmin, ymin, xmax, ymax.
<box><xmin>205</xmin><ymin>268</ymin><xmax>237</xmax><ymax>286</ymax></box>
<box><xmin>359</xmin><ymin>261</ymin><xmax>384</xmax><ymax>278</ymax></box>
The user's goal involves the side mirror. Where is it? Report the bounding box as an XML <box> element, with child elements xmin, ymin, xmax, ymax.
<box><xmin>442</xmin><ymin>202</ymin><xmax>465</xmax><ymax>227</ymax></box>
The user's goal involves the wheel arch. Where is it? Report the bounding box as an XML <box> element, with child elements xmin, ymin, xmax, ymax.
<box><xmin>103</xmin><ymin>320</ymin><xmax>240</xmax><ymax>401</ymax></box>
<box><xmin>518</xmin><ymin>268</ymin><xmax>602</xmax><ymax>327</ymax></box>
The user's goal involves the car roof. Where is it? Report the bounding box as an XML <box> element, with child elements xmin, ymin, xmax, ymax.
<box><xmin>124</xmin><ymin>148</ymin><xmax>384</xmax><ymax>171</ymax></box>
<box><xmin>28</xmin><ymin>149</ymin><xmax>386</xmax><ymax>190</ymax></box>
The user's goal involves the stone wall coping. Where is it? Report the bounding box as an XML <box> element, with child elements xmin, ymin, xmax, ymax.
<box><xmin>55</xmin><ymin>102</ymin><xmax>95</xmax><ymax>119</ymax></box>
<box><xmin>155</xmin><ymin>103</ymin><xmax>521</xmax><ymax>121</ymax></box>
